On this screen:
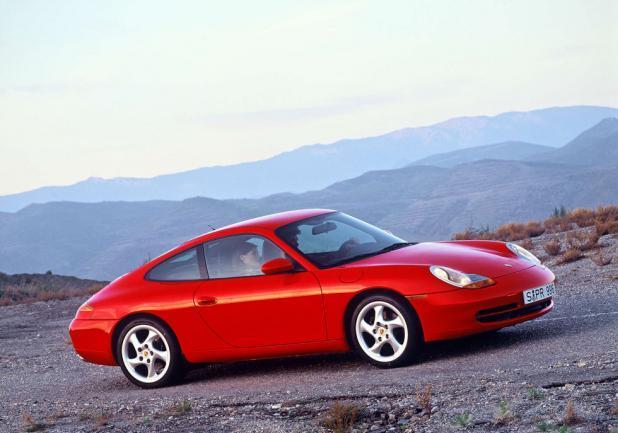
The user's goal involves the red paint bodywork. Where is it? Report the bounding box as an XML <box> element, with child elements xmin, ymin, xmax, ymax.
<box><xmin>69</xmin><ymin>209</ymin><xmax>555</xmax><ymax>367</ymax></box>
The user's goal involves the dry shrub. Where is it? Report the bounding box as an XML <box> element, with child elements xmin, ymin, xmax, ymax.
<box><xmin>543</xmin><ymin>216</ymin><xmax>561</xmax><ymax>233</ymax></box>
<box><xmin>543</xmin><ymin>239</ymin><xmax>562</xmax><ymax>256</ymax></box>
<box><xmin>493</xmin><ymin>223</ymin><xmax>524</xmax><ymax>241</ymax></box>
<box><xmin>416</xmin><ymin>384</ymin><xmax>433</xmax><ymax>416</ymax></box>
<box><xmin>566</xmin><ymin>231</ymin><xmax>599</xmax><ymax>251</ymax></box>
<box><xmin>454</xmin><ymin>221</ymin><xmax>544</xmax><ymax>242</ymax></box>
<box><xmin>568</xmin><ymin>208</ymin><xmax>596</xmax><ymax>228</ymax></box>
<box><xmin>594</xmin><ymin>205</ymin><xmax>618</xmax><ymax>223</ymax></box>
<box><xmin>563</xmin><ymin>400</ymin><xmax>578</xmax><ymax>425</ymax></box>
<box><xmin>494</xmin><ymin>221</ymin><xmax>544</xmax><ymax>242</ymax></box>
<box><xmin>591</xmin><ymin>250</ymin><xmax>612</xmax><ymax>266</ymax></box>
<box><xmin>595</xmin><ymin>220</ymin><xmax>618</xmax><ymax>236</ymax></box>
<box><xmin>452</xmin><ymin>228</ymin><xmax>477</xmax><ymax>240</ymax></box>
<box><xmin>452</xmin><ymin>227</ymin><xmax>494</xmax><ymax>241</ymax></box>
<box><xmin>559</xmin><ymin>219</ymin><xmax>573</xmax><ymax>232</ymax></box>
<box><xmin>452</xmin><ymin>205</ymin><xmax>618</xmax><ymax>241</ymax></box>
<box><xmin>547</xmin><ymin>205</ymin><xmax>618</xmax><ymax>233</ymax></box>
<box><xmin>525</xmin><ymin>221</ymin><xmax>546</xmax><ymax>238</ymax></box>
<box><xmin>322</xmin><ymin>402</ymin><xmax>359</xmax><ymax>433</ymax></box>
<box><xmin>21</xmin><ymin>412</ymin><xmax>46</xmax><ymax>432</ymax></box>
<box><xmin>560</xmin><ymin>248</ymin><xmax>583</xmax><ymax>264</ymax></box>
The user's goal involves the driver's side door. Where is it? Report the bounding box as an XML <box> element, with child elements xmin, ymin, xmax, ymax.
<box><xmin>193</xmin><ymin>234</ymin><xmax>326</xmax><ymax>348</ymax></box>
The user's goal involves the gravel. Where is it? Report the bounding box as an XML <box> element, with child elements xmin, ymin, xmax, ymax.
<box><xmin>1</xmin><ymin>229</ymin><xmax>617</xmax><ymax>433</ymax></box>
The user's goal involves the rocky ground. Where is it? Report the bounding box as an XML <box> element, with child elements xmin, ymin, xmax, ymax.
<box><xmin>0</xmin><ymin>230</ymin><xmax>617</xmax><ymax>433</ymax></box>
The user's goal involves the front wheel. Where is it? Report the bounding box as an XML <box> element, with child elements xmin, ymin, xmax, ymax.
<box><xmin>350</xmin><ymin>295</ymin><xmax>422</xmax><ymax>368</ymax></box>
<box><xmin>116</xmin><ymin>318</ymin><xmax>183</xmax><ymax>388</ymax></box>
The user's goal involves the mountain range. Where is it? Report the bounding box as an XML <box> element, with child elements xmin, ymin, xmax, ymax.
<box><xmin>1</xmin><ymin>105</ymin><xmax>617</xmax><ymax>212</ymax></box>
<box><xmin>0</xmin><ymin>113</ymin><xmax>617</xmax><ymax>280</ymax></box>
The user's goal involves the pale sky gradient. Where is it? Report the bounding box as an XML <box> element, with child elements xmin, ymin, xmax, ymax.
<box><xmin>1</xmin><ymin>0</ymin><xmax>617</xmax><ymax>195</ymax></box>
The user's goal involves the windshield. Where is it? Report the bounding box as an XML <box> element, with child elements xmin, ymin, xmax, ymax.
<box><xmin>275</xmin><ymin>212</ymin><xmax>409</xmax><ymax>268</ymax></box>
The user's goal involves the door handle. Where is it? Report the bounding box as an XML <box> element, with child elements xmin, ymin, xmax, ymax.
<box><xmin>196</xmin><ymin>296</ymin><xmax>217</xmax><ymax>306</ymax></box>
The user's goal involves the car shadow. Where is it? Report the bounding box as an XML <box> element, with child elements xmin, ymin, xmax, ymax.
<box><xmin>183</xmin><ymin>316</ymin><xmax>590</xmax><ymax>385</ymax></box>
<box><xmin>183</xmin><ymin>352</ymin><xmax>362</xmax><ymax>385</ymax></box>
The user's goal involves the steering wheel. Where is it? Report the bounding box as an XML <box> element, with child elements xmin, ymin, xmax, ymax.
<box><xmin>337</xmin><ymin>238</ymin><xmax>360</xmax><ymax>257</ymax></box>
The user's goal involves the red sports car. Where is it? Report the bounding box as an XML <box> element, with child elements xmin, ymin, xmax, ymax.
<box><xmin>70</xmin><ymin>209</ymin><xmax>555</xmax><ymax>388</ymax></box>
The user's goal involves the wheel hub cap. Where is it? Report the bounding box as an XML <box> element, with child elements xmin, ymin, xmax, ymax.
<box><xmin>121</xmin><ymin>324</ymin><xmax>171</xmax><ymax>384</ymax></box>
<box><xmin>355</xmin><ymin>301</ymin><xmax>408</xmax><ymax>363</ymax></box>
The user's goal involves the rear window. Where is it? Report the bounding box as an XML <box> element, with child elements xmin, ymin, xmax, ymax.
<box><xmin>147</xmin><ymin>247</ymin><xmax>202</xmax><ymax>281</ymax></box>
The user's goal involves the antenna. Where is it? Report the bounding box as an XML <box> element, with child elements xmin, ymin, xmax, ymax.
<box><xmin>207</xmin><ymin>224</ymin><xmax>216</xmax><ymax>231</ymax></box>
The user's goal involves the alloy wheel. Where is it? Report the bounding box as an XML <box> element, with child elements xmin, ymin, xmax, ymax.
<box><xmin>355</xmin><ymin>300</ymin><xmax>408</xmax><ymax>363</ymax></box>
<box><xmin>121</xmin><ymin>324</ymin><xmax>171</xmax><ymax>384</ymax></box>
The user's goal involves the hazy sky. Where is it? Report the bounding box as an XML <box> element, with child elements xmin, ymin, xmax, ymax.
<box><xmin>1</xmin><ymin>0</ymin><xmax>616</xmax><ymax>195</ymax></box>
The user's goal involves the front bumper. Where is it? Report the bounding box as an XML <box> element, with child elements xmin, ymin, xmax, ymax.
<box><xmin>409</xmin><ymin>265</ymin><xmax>555</xmax><ymax>342</ymax></box>
<box><xmin>69</xmin><ymin>318</ymin><xmax>118</xmax><ymax>366</ymax></box>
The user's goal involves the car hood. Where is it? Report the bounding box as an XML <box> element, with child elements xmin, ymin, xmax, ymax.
<box><xmin>346</xmin><ymin>241</ymin><xmax>534</xmax><ymax>278</ymax></box>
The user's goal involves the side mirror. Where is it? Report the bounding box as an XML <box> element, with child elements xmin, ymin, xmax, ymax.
<box><xmin>261</xmin><ymin>258</ymin><xmax>295</xmax><ymax>275</ymax></box>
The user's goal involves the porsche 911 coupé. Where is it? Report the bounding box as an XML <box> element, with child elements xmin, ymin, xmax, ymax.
<box><xmin>70</xmin><ymin>209</ymin><xmax>555</xmax><ymax>388</ymax></box>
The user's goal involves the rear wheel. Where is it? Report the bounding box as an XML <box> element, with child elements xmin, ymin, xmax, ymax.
<box><xmin>350</xmin><ymin>294</ymin><xmax>422</xmax><ymax>368</ymax></box>
<box><xmin>116</xmin><ymin>318</ymin><xmax>183</xmax><ymax>388</ymax></box>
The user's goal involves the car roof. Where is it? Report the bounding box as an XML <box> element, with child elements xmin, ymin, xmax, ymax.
<box><xmin>187</xmin><ymin>208</ymin><xmax>335</xmax><ymax>245</ymax></box>
<box><xmin>222</xmin><ymin>209</ymin><xmax>334</xmax><ymax>230</ymax></box>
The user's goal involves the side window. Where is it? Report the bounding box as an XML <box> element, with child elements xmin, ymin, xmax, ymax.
<box><xmin>203</xmin><ymin>235</ymin><xmax>289</xmax><ymax>279</ymax></box>
<box><xmin>147</xmin><ymin>247</ymin><xmax>202</xmax><ymax>281</ymax></box>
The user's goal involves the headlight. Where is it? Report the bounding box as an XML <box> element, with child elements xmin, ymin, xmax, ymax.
<box><xmin>506</xmin><ymin>242</ymin><xmax>541</xmax><ymax>265</ymax></box>
<box><xmin>429</xmin><ymin>265</ymin><xmax>495</xmax><ymax>289</ymax></box>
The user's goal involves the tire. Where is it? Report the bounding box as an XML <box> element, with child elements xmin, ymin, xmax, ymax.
<box><xmin>349</xmin><ymin>294</ymin><xmax>423</xmax><ymax>368</ymax></box>
<box><xmin>116</xmin><ymin>318</ymin><xmax>184</xmax><ymax>388</ymax></box>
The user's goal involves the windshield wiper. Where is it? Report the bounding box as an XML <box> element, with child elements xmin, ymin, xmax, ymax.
<box><xmin>331</xmin><ymin>242</ymin><xmax>413</xmax><ymax>267</ymax></box>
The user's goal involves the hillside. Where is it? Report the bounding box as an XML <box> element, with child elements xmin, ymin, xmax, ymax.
<box><xmin>1</xmin><ymin>118</ymin><xmax>617</xmax><ymax>280</ymax></box>
<box><xmin>1</xmin><ymin>160</ymin><xmax>616</xmax><ymax>281</ymax></box>
<box><xmin>533</xmin><ymin>117</ymin><xmax>618</xmax><ymax>166</ymax></box>
<box><xmin>0</xmin><ymin>271</ymin><xmax>107</xmax><ymax>305</ymax></box>
<box><xmin>410</xmin><ymin>141</ymin><xmax>551</xmax><ymax>167</ymax></box>
<box><xmin>0</xmin><ymin>105</ymin><xmax>616</xmax><ymax>212</ymax></box>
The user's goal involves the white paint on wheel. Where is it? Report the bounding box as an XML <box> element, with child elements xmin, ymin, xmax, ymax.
<box><xmin>355</xmin><ymin>301</ymin><xmax>408</xmax><ymax>363</ymax></box>
<box><xmin>121</xmin><ymin>324</ymin><xmax>170</xmax><ymax>384</ymax></box>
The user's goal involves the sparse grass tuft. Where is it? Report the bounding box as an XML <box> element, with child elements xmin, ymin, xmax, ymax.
<box><xmin>454</xmin><ymin>411</ymin><xmax>473</xmax><ymax>429</ymax></box>
<box><xmin>322</xmin><ymin>401</ymin><xmax>359</xmax><ymax>433</ymax></box>
<box><xmin>543</xmin><ymin>239</ymin><xmax>562</xmax><ymax>256</ymax></box>
<box><xmin>559</xmin><ymin>248</ymin><xmax>583</xmax><ymax>264</ymax></box>
<box><xmin>416</xmin><ymin>383</ymin><xmax>433</xmax><ymax>416</ymax></box>
<box><xmin>536</xmin><ymin>420</ymin><xmax>550</xmax><ymax>431</ymax></box>
<box><xmin>527</xmin><ymin>387</ymin><xmax>545</xmax><ymax>400</ymax></box>
<box><xmin>21</xmin><ymin>412</ymin><xmax>46</xmax><ymax>432</ymax></box>
<box><xmin>493</xmin><ymin>400</ymin><xmax>513</xmax><ymax>425</ymax></box>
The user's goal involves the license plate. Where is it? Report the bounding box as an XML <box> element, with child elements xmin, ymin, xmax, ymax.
<box><xmin>523</xmin><ymin>282</ymin><xmax>555</xmax><ymax>304</ymax></box>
